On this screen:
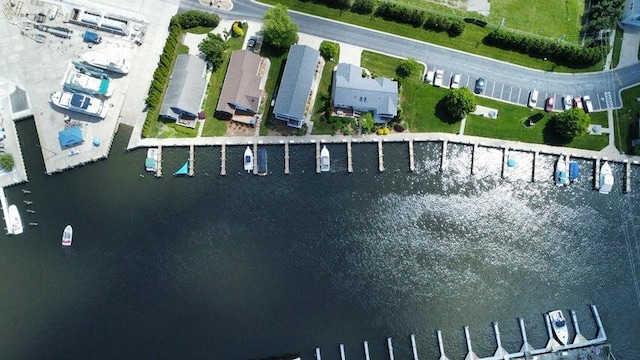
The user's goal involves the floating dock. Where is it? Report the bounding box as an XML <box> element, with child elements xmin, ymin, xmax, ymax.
<box><xmin>501</xmin><ymin>147</ymin><xmax>508</xmax><ymax>179</ymax></box>
<box><xmin>347</xmin><ymin>140</ymin><xmax>353</xmax><ymax>173</ymax></box>
<box><xmin>339</xmin><ymin>344</ymin><xmax>346</xmax><ymax>360</ymax></box>
<box><xmin>532</xmin><ymin>151</ymin><xmax>538</xmax><ymax>182</ymax></box>
<box><xmin>625</xmin><ymin>160</ymin><xmax>631</xmax><ymax>193</ymax></box>
<box><xmin>156</xmin><ymin>145</ymin><xmax>163</xmax><ymax>177</ymax></box>
<box><xmin>220</xmin><ymin>144</ymin><xmax>226</xmax><ymax>176</ymax></box>
<box><xmin>316</xmin><ymin>142</ymin><xmax>321</xmax><ymax>174</ymax></box>
<box><xmin>387</xmin><ymin>337</ymin><xmax>394</xmax><ymax>360</ymax></box>
<box><xmin>440</xmin><ymin>139</ymin><xmax>447</xmax><ymax>171</ymax></box>
<box><xmin>410</xmin><ymin>334</ymin><xmax>419</xmax><ymax>360</ymax></box>
<box><xmin>408</xmin><ymin>139</ymin><xmax>415</xmax><ymax>172</ymax></box>
<box><xmin>188</xmin><ymin>144</ymin><xmax>194</xmax><ymax>177</ymax></box>
<box><xmin>363</xmin><ymin>340</ymin><xmax>370</xmax><ymax>360</ymax></box>
<box><xmin>471</xmin><ymin>143</ymin><xmax>478</xmax><ymax>175</ymax></box>
<box><xmin>378</xmin><ymin>139</ymin><xmax>384</xmax><ymax>172</ymax></box>
<box><xmin>284</xmin><ymin>142</ymin><xmax>290</xmax><ymax>175</ymax></box>
<box><xmin>594</xmin><ymin>157</ymin><xmax>601</xmax><ymax>189</ymax></box>
<box><xmin>253</xmin><ymin>143</ymin><xmax>258</xmax><ymax>175</ymax></box>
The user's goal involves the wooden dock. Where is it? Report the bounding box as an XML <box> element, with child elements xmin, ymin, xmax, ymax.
<box><xmin>188</xmin><ymin>144</ymin><xmax>194</xmax><ymax>177</ymax></box>
<box><xmin>440</xmin><ymin>139</ymin><xmax>448</xmax><ymax>171</ymax></box>
<box><xmin>625</xmin><ymin>160</ymin><xmax>631</xmax><ymax>193</ymax></box>
<box><xmin>156</xmin><ymin>145</ymin><xmax>163</xmax><ymax>177</ymax></box>
<box><xmin>253</xmin><ymin>143</ymin><xmax>258</xmax><ymax>175</ymax></box>
<box><xmin>378</xmin><ymin>139</ymin><xmax>384</xmax><ymax>172</ymax></box>
<box><xmin>316</xmin><ymin>142</ymin><xmax>321</xmax><ymax>174</ymax></box>
<box><xmin>220</xmin><ymin>144</ymin><xmax>226</xmax><ymax>176</ymax></box>
<box><xmin>471</xmin><ymin>143</ymin><xmax>478</xmax><ymax>175</ymax></box>
<box><xmin>347</xmin><ymin>140</ymin><xmax>353</xmax><ymax>173</ymax></box>
<box><xmin>408</xmin><ymin>139</ymin><xmax>415</xmax><ymax>172</ymax></box>
<box><xmin>501</xmin><ymin>147</ymin><xmax>508</xmax><ymax>179</ymax></box>
<box><xmin>594</xmin><ymin>157</ymin><xmax>601</xmax><ymax>190</ymax></box>
<box><xmin>532</xmin><ymin>151</ymin><xmax>538</xmax><ymax>182</ymax></box>
<box><xmin>284</xmin><ymin>142</ymin><xmax>290</xmax><ymax>175</ymax></box>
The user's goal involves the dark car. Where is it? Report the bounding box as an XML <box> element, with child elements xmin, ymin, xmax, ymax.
<box><xmin>247</xmin><ymin>37</ymin><xmax>256</xmax><ymax>49</ymax></box>
<box><xmin>474</xmin><ymin>78</ymin><xmax>485</xmax><ymax>94</ymax></box>
<box><xmin>545</xmin><ymin>97</ymin><xmax>555</xmax><ymax>112</ymax></box>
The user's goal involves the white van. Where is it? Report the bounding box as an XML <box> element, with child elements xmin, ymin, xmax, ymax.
<box><xmin>528</xmin><ymin>90</ymin><xmax>539</xmax><ymax>108</ymax></box>
<box><xmin>582</xmin><ymin>95</ymin><xmax>594</xmax><ymax>113</ymax></box>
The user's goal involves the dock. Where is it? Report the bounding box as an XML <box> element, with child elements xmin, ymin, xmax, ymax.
<box><xmin>594</xmin><ymin>157</ymin><xmax>600</xmax><ymax>189</ymax></box>
<box><xmin>315</xmin><ymin>347</ymin><xmax>321</xmax><ymax>360</ymax></box>
<box><xmin>0</xmin><ymin>187</ymin><xmax>11</xmax><ymax>234</ymax></box>
<box><xmin>501</xmin><ymin>147</ymin><xmax>508</xmax><ymax>179</ymax></box>
<box><xmin>340</xmin><ymin>344</ymin><xmax>346</xmax><ymax>360</ymax></box>
<box><xmin>316</xmin><ymin>142</ymin><xmax>321</xmax><ymax>174</ymax></box>
<box><xmin>437</xmin><ymin>330</ymin><xmax>449</xmax><ymax>360</ymax></box>
<box><xmin>440</xmin><ymin>139</ymin><xmax>447</xmax><ymax>171</ymax></box>
<box><xmin>188</xmin><ymin>144</ymin><xmax>194</xmax><ymax>177</ymax></box>
<box><xmin>363</xmin><ymin>340</ymin><xmax>370</xmax><ymax>360</ymax></box>
<box><xmin>378</xmin><ymin>139</ymin><xmax>384</xmax><ymax>172</ymax></box>
<box><xmin>532</xmin><ymin>151</ymin><xmax>538</xmax><ymax>182</ymax></box>
<box><xmin>220</xmin><ymin>144</ymin><xmax>226</xmax><ymax>176</ymax></box>
<box><xmin>284</xmin><ymin>142</ymin><xmax>290</xmax><ymax>175</ymax></box>
<box><xmin>347</xmin><ymin>140</ymin><xmax>353</xmax><ymax>173</ymax></box>
<box><xmin>253</xmin><ymin>143</ymin><xmax>258</xmax><ymax>175</ymax></box>
<box><xmin>156</xmin><ymin>145</ymin><xmax>163</xmax><ymax>177</ymax></box>
<box><xmin>471</xmin><ymin>143</ymin><xmax>478</xmax><ymax>175</ymax></box>
<box><xmin>625</xmin><ymin>160</ymin><xmax>631</xmax><ymax>193</ymax></box>
<box><xmin>408</xmin><ymin>139</ymin><xmax>415</xmax><ymax>171</ymax></box>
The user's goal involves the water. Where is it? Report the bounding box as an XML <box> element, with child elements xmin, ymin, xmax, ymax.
<box><xmin>1</xmin><ymin>119</ymin><xmax>639</xmax><ymax>360</ymax></box>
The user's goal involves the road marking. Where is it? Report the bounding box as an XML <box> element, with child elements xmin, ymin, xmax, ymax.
<box><xmin>517</xmin><ymin>88</ymin><xmax>522</xmax><ymax>104</ymax></box>
<box><xmin>500</xmin><ymin>84</ymin><xmax>504</xmax><ymax>99</ymax></box>
<box><xmin>596</xmin><ymin>93</ymin><xmax>603</xmax><ymax>111</ymax></box>
<box><xmin>491</xmin><ymin>82</ymin><xmax>496</xmax><ymax>97</ymax></box>
<box><xmin>614</xmin><ymin>72</ymin><xmax>622</xmax><ymax>86</ymax></box>
<box><xmin>508</xmin><ymin>86</ymin><xmax>513</xmax><ymax>100</ymax></box>
<box><xmin>604</xmin><ymin>92</ymin><xmax>614</xmax><ymax>109</ymax></box>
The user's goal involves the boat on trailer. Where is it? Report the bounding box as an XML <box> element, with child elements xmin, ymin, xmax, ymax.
<box><xmin>63</xmin><ymin>66</ymin><xmax>113</xmax><ymax>97</ymax></box>
<box><xmin>320</xmin><ymin>145</ymin><xmax>330</xmax><ymax>172</ymax></box>
<box><xmin>244</xmin><ymin>146</ymin><xmax>253</xmax><ymax>173</ymax></box>
<box><xmin>548</xmin><ymin>310</ymin><xmax>569</xmax><ymax>346</ymax></box>
<box><xmin>62</xmin><ymin>225</ymin><xmax>73</xmax><ymax>246</ymax></box>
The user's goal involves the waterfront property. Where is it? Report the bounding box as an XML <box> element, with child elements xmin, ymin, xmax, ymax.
<box><xmin>331</xmin><ymin>63</ymin><xmax>398</xmax><ymax>123</ymax></box>
<box><xmin>159</xmin><ymin>54</ymin><xmax>208</xmax><ymax>129</ymax></box>
<box><xmin>215</xmin><ymin>50</ymin><xmax>268</xmax><ymax>125</ymax></box>
<box><xmin>273</xmin><ymin>45</ymin><xmax>321</xmax><ymax>129</ymax></box>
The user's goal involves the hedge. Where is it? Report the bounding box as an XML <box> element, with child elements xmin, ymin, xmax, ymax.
<box><xmin>423</xmin><ymin>13</ymin><xmax>465</xmax><ymax>37</ymax></box>
<box><xmin>350</xmin><ymin>0</ymin><xmax>375</xmax><ymax>14</ymax></box>
<box><xmin>170</xmin><ymin>10</ymin><xmax>220</xmax><ymax>29</ymax></box>
<box><xmin>374</xmin><ymin>2</ymin><xmax>425</xmax><ymax>28</ymax></box>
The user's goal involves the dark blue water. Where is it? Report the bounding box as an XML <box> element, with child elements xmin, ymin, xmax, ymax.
<box><xmin>0</xmin><ymin>120</ymin><xmax>638</xmax><ymax>360</ymax></box>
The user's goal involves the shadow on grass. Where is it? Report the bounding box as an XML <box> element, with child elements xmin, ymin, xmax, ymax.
<box><xmin>434</xmin><ymin>98</ymin><xmax>457</xmax><ymax>125</ymax></box>
<box><xmin>542</xmin><ymin>120</ymin><xmax>571</xmax><ymax>146</ymax></box>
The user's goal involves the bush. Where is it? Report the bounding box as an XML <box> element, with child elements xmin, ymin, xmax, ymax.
<box><xmin>393</xmin><ymin>124</ymin><xmax>405</xmax><ymax>132</ymax></box>
<box><xmin>319</xmin><ymin>41</ymin><xmax>340</xmax><ymax>61</ymax></box>
<box><xmin>375</xmin><ymin>3</ymin><xmax>425</xmax><ymax>27</ymax></box>
<box><xmin>231</xmin><ymin>21</ymin><xmax>244</xmax><ymax>37</ymax></box>
<box><xmin>170</xmin><ymin>10</ymin><xmax>220</xmax><ymax>29</ymax></box>
<box><xmin>0</xmin><ymin>153</ymin><xmax>14</xmax><ymax>171</ymax></box>
<box><xmin>423</xmin><ymin>13</ymin><xmax>464</xmax><ymax>36</ymax></box>
<box><xmin>351</xmin><ymin>0</ymin><xmax>375</xmax><ymax>14</ymax></box>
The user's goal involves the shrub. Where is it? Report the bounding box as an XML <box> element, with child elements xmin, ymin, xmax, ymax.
<box><xmin>170</xmin><ymin>10</ymin><xmax>220</xmax><ymax>29</ymax></box>
<box><xmin>319</xmin><ymin>41</ymin><xmax>340</xmax><ymax>61</ymax></box>
<box><xmin>0</xmin><ymin>153</ymin><xmax>14</xmax><ymax>170</ymax></box>
<box><xmin>351</xmin><ymin>0</ymin><xmax>375</xmax><ymax>14</ymax></box>
<box><xmin>232</xmin><ymin>21</ymin><xmax>244</xmax><ymax>37</ymax></box>
<box><xmin>393</xmin><ymin>124</ymin><xmax>405</xmax><ymax>132</ymax></box>
<box><xmin>375</xmin><ymin>3</ymin><xmax>425</xmax><ymax>27</ymax></box>
<box><xmin>423</xmin><ymin>13</ymin><xmax>464</xmax><ymax>36</ymax></box>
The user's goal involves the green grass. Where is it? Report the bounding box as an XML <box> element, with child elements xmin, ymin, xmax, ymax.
<box><xmin>186</xmin><ymin>26</ymin><xmax>214</xmax><ymax>34</ymax></box>
<box><xmin>311</xmin><ymin>59</ymin><xmax>339</xmax><ymax>135</ymax></box>
<box><xmin>614</xmin><ymin>85</ymin><xmax>640</xmax><ymax>154</ymax></box>
<box><xmin>588</xmin><ymin>111</ymin><xmax>609</xmax><ymax>127</ymax></box>
<box><xmin>258</xmin><ymin>0</ymin><xmax>602</xmax><ymax>73</ymax></box>
<box><xmin>611</xmin><ymin>26</ymin><xmax>623</xmax><ymax>68</ymax></box>
<box><xmin>259</xmin><ymin>47</ymin><xmax>288</xmax><ymax>136</ymax></box>
<box><xmin>177</xmin><ymin>44</ymin><xmax>189</xmax><ymax>55</ymax></box>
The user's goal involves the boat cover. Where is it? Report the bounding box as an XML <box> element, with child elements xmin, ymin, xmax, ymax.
<box><xmin>145</xmin><ymin>158</ymin><xmax>156</xmax><ymax>169</ymax></box>
<box><xmin>58</xmin><ymin>126</ymin><xmax>83</xmax><ymax>148</ymax></box>
<box><xmin>569</xmin><ymin>162</ymin><xmax>580</xmax><ymax>180</ymax></box>
<box><xmin>173</xmin><ymin>161</ymin><xmax>189</xmax><ymax>176</ymax></box>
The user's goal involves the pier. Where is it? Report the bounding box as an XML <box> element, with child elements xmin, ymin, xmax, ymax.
<box><xmin>440</xmin><ymin>139</ymin><xmax>447</xmax><ymax>171</ymax></box>
<box><xmin>408</xmin><ymin>139</ymin><xmax>415</xmax><ymax>171</ymax></box>
<box><xmin>532</xmin><ymin>151</ymin><xmax>538</xmax><ymax>182</ymax></box>
<box><xmin>594</xmin><ymin>157</ymin><xmax>601</xmax><ymax>189</ymax></box>
<box><xmin>471</xmin><ymin>143</ymin><xmax>478</xmax><ymax>175</ymax></box>
<box><xmin>220</xmin><ymin>144</ymin><xmax>227</xmax><ymax>176</ymax></box>
<box><xmin>0</xmin><ymin>187</ymin><xmax>11</xmax><ymax>234</ymax></box>
<box><xmin>188</xmin><ymin>144</ymin><xmax>194</xmax><ymax>177</ymax></box>
<box><xmin>347</xmin><ymin>140</ymin><xmax>353</xmax><ymax>173</ymax></box>
<box><xmin>378</xmin><ymin>139</ymin><xmax>384</xmax><ymax>172</ymax></box>
<box><xmin>156</xmin><ymin>145</ymin><xmax>163</xmax><ymax>177</ymax></box>
<box><xmin>316</xmin><ymin>142</ymin><xmax>321</xmax><ymax>174</ymax></box>
<box><xmin>284</xmin><ymin>142</ymin><xmax>290</xmax><ymax>175</ymax></box>
<box><xmin>625</xmin><ymin>160</ymin><xmax>631</xmax><ymax>193</ymax></box>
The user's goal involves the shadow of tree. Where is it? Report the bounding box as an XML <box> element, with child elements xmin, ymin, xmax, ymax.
<box><xmin>435</xmin><ymin>97</ymin><xmax>458</xmax><ymax>125</ymax></box>
<box><xmin>542</xmin><ymin>119</ymin><xmax>571</xmax><ymax>146</ymax></box>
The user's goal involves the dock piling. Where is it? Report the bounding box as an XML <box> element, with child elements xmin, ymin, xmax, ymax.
<box><xmin>188</xmin><ymin>144</ymin><xmax>194</xmax><ymax>176</ymax></box>
<box><xmin>347</xmin><ymin>140</ymin><xmax>353</xmax><ymax>173</ymax></box>
<box><xmin>378</xmin><ymin>139</ymin><xmax>384</xmax><ymax>172</ymax></box>
<box><xmin>408</xmin><ymin>139</ymin><xmax>415</xmax><ymax>172</ymax></box>
<box><xmin>440</xmin><ymin>140</ymin><xmax>448</xmax><ymax>171</ymax></box>
<box><xmin>284</xmin><ymin>143</ymin><xmax>290</xmax><ymax>175</ymax></box>
<box><xmin>220</xmin><ymin>144</ymin><xmax>227</xmax><ymax>176</ymax></box>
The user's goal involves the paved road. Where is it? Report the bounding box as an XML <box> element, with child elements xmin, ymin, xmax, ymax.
<box><xmin>180</xmin><ymin>0</ymin><xmax>640</xmax><ymax>112</ymax></box>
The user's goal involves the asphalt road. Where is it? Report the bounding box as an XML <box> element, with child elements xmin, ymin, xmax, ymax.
<box><xmin>181</xmin><ymin>0</ymin><xmax>640</xmax><ymax>112</ymax></box>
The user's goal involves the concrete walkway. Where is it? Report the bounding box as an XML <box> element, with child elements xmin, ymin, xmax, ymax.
<box><xmin>616</xmin><ymin>25</ymin><xmax>640</xmax><ymax>68</ymax></box>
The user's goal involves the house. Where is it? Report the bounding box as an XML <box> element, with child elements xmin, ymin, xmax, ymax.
<box><xmin>273</xmin><ymin>45</ymin><xmax>321</xmax><ymax>129</ymax></box>
<box><xmin>331</xmin><ymin>63</ymin><xmax>398</xmax><ymax>123</ymax></box>
<box><xmin>159</xmin><ymin>54</ymin><xmax>208</xmax><ymax>128</ymax></box>
<box><xmin>623</xmin><ymin>0</ymin><xmax>640</xmax><ymax>27</ymax></box>
<box><xmin>216</xmin><ymin>50</ymin><xmax>267</xmax><ymax>125</ymax></box>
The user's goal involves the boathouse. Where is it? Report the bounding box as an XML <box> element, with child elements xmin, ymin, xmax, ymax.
<box><xmin>273</xmin><ymin>45</ymin><xmax>321</xmax><ymax>129</ymax></box>
<box><xmin>159</xmin><ymin>55</ymin><xmax>208</xmax><ymax>128</ymax></box>
<box><xmin>623</xmin><ymin>0</ymin><xmax>640</xmax><ymax>26</ymax></box>
<box><xmin>332</xmin><ymin>63</ymin><xmax>398</xmax><ymax>123</ymax></box>
<box><xmin>215</xmin><ymin>50</ymin><xmax>267</xmax><ymax>125</ymax></box>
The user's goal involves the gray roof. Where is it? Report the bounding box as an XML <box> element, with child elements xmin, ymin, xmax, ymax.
<box><xmin>273</xmin><ymin>45</ymin><xmax>320</xmax><ymax>122</ymax></box>
<box><xmin>216</xmin><ymin>50</ymin><xmax>264</xmax><ymax>117</ymax></box>
<box><xmin>160</xmin><ymin>55</ymin><xmax>208</xmax><ymax>120</ymax></box>
<box><xmin>332</xmin><ymin>63</ymin><xmax>398</xmax><ymax>121</ymax></box>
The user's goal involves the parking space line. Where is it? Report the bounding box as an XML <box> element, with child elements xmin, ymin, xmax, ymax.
<box><xmin>596</xmin><ymin>93</ymin><xmax>603</xmax><ymax>111</ymax></box>
<box><xmin>500</xmin><ymin>84</ymin><xmax>504</xmax><ymax>99</ymax></box>
<box><xmin>517</xmin><ymin>88</ymin><xmax>522</xmax><ymax>104</ymax></box>
<box><xmin>491</xmin><ymin>82</ymin><xmax>496</xmax><ymax>97</ymax></box>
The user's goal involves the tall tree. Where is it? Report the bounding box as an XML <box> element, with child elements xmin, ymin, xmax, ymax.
<box><xmin>443</xmin><ymin>87</ymin><xmax>477</xmax><ymax>121</ymax></box>
<box><xmin>263</xmin><ymin>5</ymin><xmax>299</xmax><ymax>50</ymax></box>
<box><xmin>198</xmin><ymin>33</ymin><xmax>228</xmax><ymax>72</ymax></box>
<box><xmin>550</xmin><ymin>108</ymin><xmax>590</xmax><ymax>140</ymax></box>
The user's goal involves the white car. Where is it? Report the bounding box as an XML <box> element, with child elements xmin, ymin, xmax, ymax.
<box><xmin>582</xmin><ymin>95</ymin><xmax>594</xmax><ymax>113</ymax></box>
<box><xmin>424</xmin><ymin>70</ymin><xmax>435</xmax><ymax>84</ymax></box>
<box><xmin>434</xmin><ymin>69</ymin><xmax>444</xmax><ymax>87</ymax></box>
<box><xmin>528</xmin><ymin>90</ymin><xmax>538</xmax><ymax>108</ymax></box>
<box><xmin>450</xmin><ymin>73</ymin><xmax>461</xmax><ymax>89</ymax></box>
<box><xmin>563</xmin><ymin>95</ymin><xmax>572</xmax><ymax>110</ymax></box>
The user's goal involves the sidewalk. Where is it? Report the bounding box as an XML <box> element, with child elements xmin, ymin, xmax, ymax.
<box><xmin>615</xmin><ymin>25</ymin><xmax>640</xmax><ymax>68</ymax></box>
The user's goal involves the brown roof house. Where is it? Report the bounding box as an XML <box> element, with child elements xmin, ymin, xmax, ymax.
<box><xmin>216</xmin><ymin>50</ymin><xmax>268</xmax><ymax>126</ymax></box>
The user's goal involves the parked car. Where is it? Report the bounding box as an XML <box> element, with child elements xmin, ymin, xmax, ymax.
<box><xmin>582</xmin><ymin>95</ymin><xmax>594</xmax><ymax>113</ymax></box>
<box><xmin>573</xmin><ymin>97</ymin><xmax>583</xmax><ymax>110</ymax></box>
<box><xmin>474</xmin><ymin>78</ymin><xmax>485</xmax><ymax>94</ymax></box>
<box><xmin>545</xmin><ymin>97</ymin><xmax>555</xmax><ymax>112</ymax></box>
<box><xmin>563</xmin><ymin>95</ymin><xmax>572</xmax><ymax>111</ymax></box>
<box><xmin>450</xmin><ymin>73</ymin><xmax>461</xmax><ymax>89</ymax></box>
<box><xmin>433</xmin><ymin>69</ymin><xmax>444</xmax><ymax>87</ymax></box>
<box><xmin>247</xmin><ymin>36</ymin><xmax>256</xmax><ymax>50</ymax></box>
<box><xmin>424</xmin><ymin>70</ymin><xmax>435</xmax><ymax>84</ymax></box>
<box><xmin>528</xmin><ymin>90</ymin><xmax>538</xmax><ymax>108</ymax></box>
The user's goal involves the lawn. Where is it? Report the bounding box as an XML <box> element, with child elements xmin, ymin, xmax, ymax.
<box><xmin>311</xmin><ymin>58</ymin><xmax>338</xmax><ymax>135</ymax></box>
<box><xmin>258</xmin><ymin>0</ymin><xmax>602</xmax><ymax>73</ymax></box>
<box><xmin>612</xmin><ymin>26</ymin><xmax>624</xmax><ymax>68</ymax></box>
<box><xmin>258</xmin><ymin>47</ymin><xmax>288</xmax><ymax>136</ymax></box>
<box><xmin>614</xmin><ymin>85</ymin><xmax>640</xmax><ymax>154</ymax></box>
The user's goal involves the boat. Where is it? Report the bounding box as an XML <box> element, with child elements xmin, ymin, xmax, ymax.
<box><xmin>320</xmin><ymin>145</ymin><xmax>330</xmax><ymax>172</ymax></box>
<box><xmin>555</xmin><ymin>156</ymin><xmax>569</xmax><ymax>186</ymax></box>
<box><xmin>145</xmin><ymin>148</ymin><xmax>158</xmax><ymax>172</ymax></box>
<box><xmin>569</xmin><ymin>161</ymin><xmax>580</xmax><ymax>182</ymax></box>
<box><xmin>244</xmin><ymin>146</ymin><xmax>253</xmax><ymax>173</ymax></box>
<box><xmin>63</xmin><ymin>67</ymin><xmax>113</xmax><ymax>97</ymax></box>
<box><xmin>257</xmin><ymin>148</ymin><xmax>267</xmax><ymax>176</ymax></box>
<box><xmin>49</xmin><ymin>91</ymin><xmax>109</xmax><ymax>119</ymax></box>
<box><xmin>8</xmin><ymin>205</ymin><xmax>23</xmax><ymax>235</ymax></box>
<box><xmin>80</xmin><ymin>50</ymin><xmax>129</xmax><ymax>74</ymax></box>
<box><xmin>173</xmin><ymin>160</ymin><xmax>189</xmax><ymax>176</ymax></box>
<box><xmin>548</xmin><ymin>310</ymin><xmax>569</xmax><ymax>346</ymax></box>
<box><xmin>599</xmin><ymin>161</ymin><xmax>614</xmax><ymax>194</ymax></box>
<box><xmin>62</xmin><ymin>225</ymin><xmax>73</xmax><ymax>246</ymax></box>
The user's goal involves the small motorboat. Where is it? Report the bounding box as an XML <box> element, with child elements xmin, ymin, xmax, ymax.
<box><xmin>62</xmin><ymin>225</ymin><xmax>73</xmax><ymax>246</ymax></box>
<box><xmin>8</xmin><ymin>205</ymin><xmax>23</xmax><ymax>235</ymax></box>
<box><xmin>568</xmin><ymin>161</ymin><xmax>579</xmax><ymax>182</ymax></box>
<box><xmin>145</xmin><ymin>148</ymin><xmax>158</xmax><ymax>172</ymax></box>
<box><xmin>548</xmin><ymin>310</ymin><xmax>569</xmax><ymax>346</ymax></box>
<box><xmin>320</xmin><ymin>145</ymin><xmax>330</xmax><ymax>172</ymax></box>
<box><xmin>244</xmin><ymin>146</ymin><xmax>254</xmax><ymax>173</ymax></box>
<box><xmin>599</xmin><ymin>161</ymin><xmax>614</xmax><ymax>194</ymax></box>
<box><xmin>555</xmin><ymin>156</ymin><xmax>569</xmax><ymax>186</ymax></box>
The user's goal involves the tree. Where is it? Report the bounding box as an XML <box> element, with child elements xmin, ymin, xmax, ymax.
<box><xmin>397</xmin><ymin>58</ymin><xmax>419</xmax><ymax>78</ymax></box>
<box><xmin>360</xmin><ymin>112</ymin><xmax>375</xmax><ymax>134</ymax></box>
<box><xmin>0</xmin><ymin>154</ymin><xmax>14</xmax><ymax>171</ymax></box>
<box><xmin>170</xmin><ymin>10</ymin><xmax>220</xmax><ymax>29</ymax></box>
<box><xmin>198</xmin><ymin>33</ymin><xmax>228</xmax><ymax>72</ymax></box>
<box><xmin>263</xmin><ymin>5</ymin><xmax>299</xmax><ymax>50</ymax></box>
<box><xmin>443</xmin><ymin>87</ymin><xmax>477</xmax><ymax>121</ymax></box>
<box><xmin>550</xmin><ymin>108</ymin><xmax>590</xmax><ymax>140</ymax></box>
<box><xmin>319</xmin><ymin>41</ymin><xmax>339</xmax><ymax>61</ymax></box>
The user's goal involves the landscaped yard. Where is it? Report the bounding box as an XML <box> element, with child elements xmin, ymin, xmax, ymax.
<box><xmin>258</xmin><ymin>47</ymin><xmax>288</xmax><ymax>136</ymax></box>
<box><xmin>614</xmin><ymin>85</ymin><xmax>640</xmax><ymax>154</ymax></box>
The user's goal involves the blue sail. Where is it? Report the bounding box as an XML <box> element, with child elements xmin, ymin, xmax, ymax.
<box><xmin>173</xmin><ymin>160</ymin><xmax>189</xmax><ymax>176</ymax></box>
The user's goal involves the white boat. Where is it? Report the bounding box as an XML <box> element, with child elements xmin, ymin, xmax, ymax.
<box><xmin>244</xmin><ymin>146</ymin><xmax>253</xmax><ymax>173</ymax></box>
<box><xmin>8</xmin><ymin>205</ymin><xmax>23</xmax><ymax>235</ymax></box>
<box><xmin>80</xmin><ymin>50</ymin><xmax>129</xmax><ymax>74</ymax></box>
<box><xmin>548</xmin><ymin>310</ymin><xmax>569</xmax><ymax>346</ymax></box>
<box><xmin>145</xmin><ymin>148</ymin><xmax>158</xmax><ymax>172</ymax></box>
<box><xmin>63</xmin><ymin>67</ymin><xmax>113</xmax><ymax>97</ymax></box>
<box><xmin>599</xmin><ymin>161</ymin><xmax>614</xmax><ymax>194</ymax></box>
<box><xmin>62</xmin><ymin>225</ymin><xmax>73</xmax><ymax>246</ymax></box>
<box><xmin>555</xmin><ymin>156</ymin><xmax>569</xmax><ymax>186</ymax></box>
<box><xmin>320</xmin><ymin>145</ymin><xmax>330</xmax><ymax>172</ymax></box>
<box><xmin>50</xmin><ymin>91</ymin><xmax>109</xmax><ymax>119</ymax></box>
